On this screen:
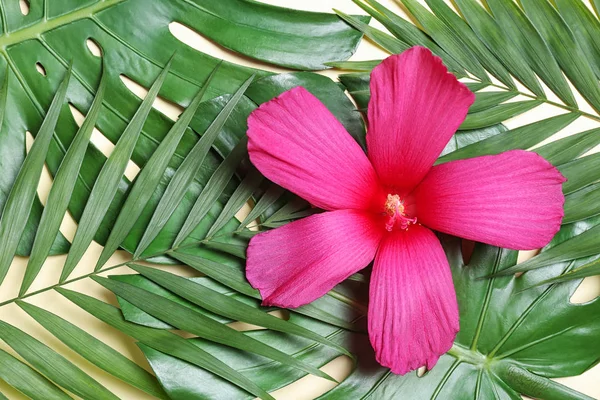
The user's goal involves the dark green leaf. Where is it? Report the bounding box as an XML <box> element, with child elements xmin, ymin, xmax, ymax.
<box><xmin>424</xmin><ymin>0</ymin><xmax>516</xmax><ymax>89</ymax></box>
<box><xmin>205</xmin><ymin>168</ymin><xmax>263</xmax><ymax>239</ymax></box>
<box><xmin>62</xmin><ymin>60</ymin><xmax>172</xmax><ymax>282</ymax></box>
<box><xmin>173</xmin><ymin>138</ymin><xmax>248</xmax><ymax>248</ymax></box>
<box><xmin>0</xmin><ymin>66</ymin><xmax>70</xmax><ymax>285</ymax></box>
<box><xmin>469</xmin><ymin>91</ymin><xmax>518</xmax><ymax>113</ymax></box>
<box><xmin>563</xmin><ymin>183</ymin><xmax>600</xmax><ymax>224</ymax></box>
<box><xmin>559</xmin><ymin>153</ymin><xmax>600</xmax><ymax>194</ymax></box>
<box><xmin>400</xmin><ymin>0</ymin><xmax>489</xmax><ymax>82</ymax></box>
<box><xmin>22</xmin><ymin>70</ymin><xmax>107</xmax><ymax>295</ymax></box>
<box><xmin>127</xmin><ymin>263</ymin><xmax>350</xmax><ymax>356</ymax></box>
<box><xmin>96</xmin><ymin>64</ymin><xmax>220</xmax><ymax>271</ymax></box>
<box><xmin>134</xmin><ymin>75</ymin><xmax>254</xmax><ymax>258</ymax></box>
<box><xmin>354</xmin><ymin>0</ymin><xmax>466</xmax><ymax>76</ymax></box>
<box><xmin>239</xmin><ymin>184</ymin><xmax>285</xmax><ymax>229</ymax></box>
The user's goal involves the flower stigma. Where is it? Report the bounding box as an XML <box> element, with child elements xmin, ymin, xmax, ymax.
<box><xmin>384</xmin><ymin>194</ymin><xmax>417</xmax><ymax>232</ymax></box>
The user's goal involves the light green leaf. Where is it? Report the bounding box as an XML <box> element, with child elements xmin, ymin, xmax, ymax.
<box><xmin>521</xmin><ymin>0</ymin><xmax>600</xmax><ymax>114</ymax></box>
<box><xmin>127</xmin><ymin>263</ymin><xmax>351</xmax><ymax>356</ymax></box>
<box><xmin>91</xmin><ymin>275</ymin><xmax>336</xmax><ymax>383</ymax></box>
<box><xmin>459</xmin><ymin>100</ymin><xmax>542</xmax><ymax>130</ymax></box>
<box><xmin>0</xmin><ymin>349</ymin><xmax>70</xmax><ymax>400</ymax></box>
<box><xmin>17</xmin><ymin>300</ymin><xmax>169</xmax><ymax>400</ymax></box>
<box><xmin>56</xmin><ymin>287</ymin><xmax>275</xmax><ymax>400</ymax></box>
<box><xmin>0</xmin><ymin>321</ymin><xmax>118</xmax><ymax>400</ymax></box>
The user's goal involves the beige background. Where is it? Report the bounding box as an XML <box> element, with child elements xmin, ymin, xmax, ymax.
<box><xmin>1</xmin><ymin>0</ymin><xmax>599</xmax><ymax>398</ymax></box>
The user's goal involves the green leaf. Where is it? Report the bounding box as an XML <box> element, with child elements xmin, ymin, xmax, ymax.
<box><xmin>485</xmin><ymin>0</ymin><xmax>577</xmax><ymax>106</ymax></box>
<box><xmin>173</xmin><ymin>138</ymin><xmax>248</xmax><ymax>248</ymax></box>
<box><xmin>559</xmin><ymin>153</ymin><xmax>600</xmax><ymax>194</ymax></box>
<box><xmin>353</xmin><ymin>0</ymin><xmax>466</xmax><ymax>76</ymax></box>
<box><xmin>134</xmin><ymin>75</ymin><xmax>254</xmax><ymax>258</ymax></box>
<box><xmin>469</xmin><ymin>91</ymin><xmax>518</xmax><ymax>113</ymax></box>
<box><xmin>56</xmin><ymin>287</ymin><xmax>275</xmax><ymax>400</ymax></box>
<box><xmin>400</xmin><ymin>0</ymin><xmax>489</xmax><ymax>82</ymax></box>
<box><xmin>563</xmin><ymin>183</ymin><xmax>600</xmax><ymax>224</ymax></box>
<box><xmin>451</xmin><ymin>0</ymin><xmax>544</xmax><ymax>97</ymax></box>
<box><xmin>17</xmin><ymin>300</ymin><xmax>169</xmax><ymax>400</ymax></box>
<box><xmin>61</xmin><ymin>60</ymin><xmax>172</xmax><ymax>282</ymax></box>
<box><xmin>324</xmin><ymin>60</ymin><xmax>382</xmax><ymax>71</ymax></box>
<box><xmin>488</xmin><ymin>221</ymin><xmax>600</xmax><ymax>277</ymax></box>
<box><xmin>205</xmin><ymin>168</ymin><xmax>263</xmax><ymax>239</ymax></box>
<box><xmin>521</xmin><ymin>0</ymin><xmax>600</xmax><ymax>114</ymax></box>
<box><xmin>536</xmin><ymin>127</ymin><xmax>600</xmax><ymax>166</ymax></box>
<box><xmin>459</xmin><ymin>100</ymin><xmax>542</xmax><ymax>130</ymax></box>
<box><xmin>91</xmin><ymin>275</ymin><xmax>336</xmax><ymax>382</ymax></box>
<box><xmin>424</xmin><ymin>0</ymin><xmax>516</xmax><ymax>89</ymax></box>
<box><xmin>555</xmin><ymin>0</ymin><xmax>600</xmax><ymax>80</ymax></box>
<box><xmin>21</xmin><ymin>69</ymin><xmax>107</xmax><ymax>295</ymax></box>
<box><xmin>0</xmin><ymin>349</ymin><xmax>70</xmax><ymax>400</ymax></box>
<box><xmin>239</xmin><ymin>184</ymin><xmax>285</xmax><ymax>229</ymax></box>
<box><xmin>439</xmin><ymin>112</ymin><xmax>579</xmax><ymax>163</ymax></box>
<box><xmin>244</xmin><ymin>72</ymin><xmax>366</xmax><ymax>148</ymax></box>
<box><xmin>171</xmin><ymin>250</ymin><xmax>260</xmax><ymax>298</ymax></box>
<box><xmin>334</xmin><ymin>10</ymin><xmax>410</xmax><ymax>55</ymax></box>
<box><xmin>127</xmin><ymin>263</ymin><xmax>351</xmax><ymax>356</ymax></box>
<box><xmin>96</xmin><ymin>64</ymin><xmax>221</xmax><ymax>271</ymax></box>
<box><xmin>0</xmin><ymin>66</ymin><xmax>71</xmax><ymax>286</ymax></box>
<box><xmin>0</xmin><ymin>321</ymin><xmax>118</xmax><ymax>400</ymax></box>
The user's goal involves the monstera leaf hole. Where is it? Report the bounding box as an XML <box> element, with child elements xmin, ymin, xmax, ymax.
<box><xmin>19</xmin><ymin>0</ymin><xmax>30</xmax><ymax>16</ymax></box>
<box><xmin>34</xmin><ymin>62</ymin><xmax>46</xmax><ymax>77</ymax></box>
<box><xmin>168</xmin><ymin>22</ymin><xmax>288</xmax><ymax>75</ymax></box>
<box><xmin>86</xmin><ymin>39</ymin><xmax>103</xmax><ymax>58</ymax></box>
<box><xmin>570</xmin><ymin>276</ymin><xmax>600</xmax><ymax>304</ymax></box>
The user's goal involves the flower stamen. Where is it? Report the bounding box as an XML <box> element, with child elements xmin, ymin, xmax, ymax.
<box><xmin>384</xmin><ymin>194</ymin><xmax>417</xmax><ymax>231</ymax></box>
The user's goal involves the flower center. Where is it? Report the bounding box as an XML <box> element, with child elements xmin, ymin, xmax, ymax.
<box><xmin>384</xmin><ymin>194</ymin><xmax>417</xmax><ymax>232</ymax></box>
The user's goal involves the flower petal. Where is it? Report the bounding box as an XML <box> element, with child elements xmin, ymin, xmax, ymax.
<box><xmin>369</xmin><ymin>225</ymin><xmax>459</xmax><ymax>375</ymax></box>
<box><xmin>412</xmin><ymin>150</ymin><xmax>565</xmax><ymax>250</ymax></box>
<box><xmin>367</xmin><ymin>47</ymin><xmax>474</xmax><ymax>192</ymax></box>
<box><xmin>248</xmin><ymin>87</ymin><xmax>381</xmax><ymax>211</ymax></box>
<box><xmin>246</xmin><ymin>210</ymin><xmax>383</xmax><ymax>308</ymax></box>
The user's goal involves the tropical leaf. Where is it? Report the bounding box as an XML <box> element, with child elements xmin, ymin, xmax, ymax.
<box><xmin>1</xmin><ymin>0</ymin><xmax>600</xmax><ymax>399</ymax></box>
<box><xmin>116</xmin><ymin>233</ymin><xmax>599</xmax><ymax>400</ymax></box>
<box><xmin>0</xmin><ymin>1</ymin><xmax>372</xmax><ymax>398</ymax></box>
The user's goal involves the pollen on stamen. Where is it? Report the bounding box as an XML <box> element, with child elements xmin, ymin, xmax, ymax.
<box><xmin>384</xmin><ymin>194</ymin><xmax>416</xmax><ymax>231</ymax></box>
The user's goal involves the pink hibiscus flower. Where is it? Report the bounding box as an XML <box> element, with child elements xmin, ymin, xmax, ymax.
<box><xmin>245</xmin><ymin>47</ymin><xmax>565</xmax><ymax>374</ymax></box>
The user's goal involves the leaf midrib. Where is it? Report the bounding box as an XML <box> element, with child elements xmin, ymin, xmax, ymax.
<box><xmin>0</xmin><ymin>0</ymin><xmax>126</xmax><ymax>50</ymax></box>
